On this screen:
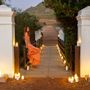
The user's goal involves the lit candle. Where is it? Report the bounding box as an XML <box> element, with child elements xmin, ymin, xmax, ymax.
<box><xmin>42</xmin><ymin>44</ymin><xmax>45</xmax><ymax>48</ymax></box>
<box><xmin>0</xmin><ymin>71</ymin><xmax>3</xmax><ymax>77</ymax></box>
<box><xmin>60</xmin><ymin>54</ymin><xmax>62</xmax><ymax>57</ymax></box>
<box><xmin>77</xmin><ymin>40</ymin><xmax>81</xmax><ymax>46</ymax></box>
<box><xmin>65</xmin><ymin>66</ymin><xmax>69</xmax><ymax>71</ymax></box>
<box><xmin>21</xmin><ymin>75</ymin><xmax>24</xmax><ymax>80</ymax></box>
<box><xmin>68</xmin><ymin>76</ymin><xmax>74</xmax><ymax>83</ymax></box>
<box><xmin>15</xmin><ymin>42</ymin><xmax>18</xmax><ymax>47</ymax></box>
<box><xmin>40</xmin><ymin>47</ymin><xmax>43</xmax><ymax>50</ymax></box>
<box><xmin>68</xmin><ymin>77</ymin><xmax>71</xmax><ymax>82</ymax></box>
<box><xmin>71</xmin><ymin>76</ymin><xmax>74</xmax><ymax>83</ymax></box>
<box><xmin>27</xmin><ymin>66</ymin><xmax>29</xmax><ymax>70</ymax></box>
<box><xmin>15</xmin><ymin>73</ymin><xmax>20</xmax><ymax>80</ymax></box>
<box><xmin>74</xmin><ymin>74</ymin><xmax>79</xmax><ymax>82</ymax></box>
<box><xmin>61</xmin><ymin>56</ymin><xmax>63</xmax><ymax>60</ymax></box>
<box><xmin>63</xmin><ymin>60</ymin><xmax>66</xmax><ymax>65</ymax></box>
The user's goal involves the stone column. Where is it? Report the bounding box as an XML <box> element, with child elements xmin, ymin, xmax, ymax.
<box><xmin>77</xmin><ymin>6</ymin><xmax>90</xmax><ymax>77</ymax></box>
<box><xmin>0</xmin><ymin>5</ymin><xmax>15</xmax><ymax>78</ymax></box>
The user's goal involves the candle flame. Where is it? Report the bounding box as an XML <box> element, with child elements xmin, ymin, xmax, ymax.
<box><xmin>15</xmin><ymin>42</ymin><xmax>18</xmax><ymax>47</ymax></box>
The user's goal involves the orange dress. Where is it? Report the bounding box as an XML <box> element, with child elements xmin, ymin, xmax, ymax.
<box><xmin>24</xmin><ymin>32</ymin><xmax>40</xmax><ymax>66</ymax></box>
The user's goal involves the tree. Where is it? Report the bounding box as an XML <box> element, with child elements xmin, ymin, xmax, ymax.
<box><xmin>44</xmin><ymin>0</ymin><xmax>90</xmax><ymax>70</ymax></box>
<box><xmin>0</xmin><ymin>0</ymin><xmax>3</xmax><ymax>5</ymax></box>
<box><xmin>15</xmin><ymin>11</ymin><xmax>42</xmax><ymax>58</ymax></box>
<box><xmin>15</xmin><ymin>12</ymin><xmax>42</xmax><ymax>43</ymax></box>
<box><xmin>0</xmin><ymin>0</ymin><xmax>10</xmax><ymax>5</ymax></box>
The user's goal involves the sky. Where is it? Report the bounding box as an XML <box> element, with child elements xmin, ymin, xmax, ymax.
<box><xmin>5</xmin><ymin>0</ymin><xmax>44</xmax><ymax>11</ymax></box>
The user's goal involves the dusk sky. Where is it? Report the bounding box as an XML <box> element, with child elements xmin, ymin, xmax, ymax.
<box><xmin>5</xmin><ymin>0</ymin><xmax>44</xmax><ymax>11</ymax></box>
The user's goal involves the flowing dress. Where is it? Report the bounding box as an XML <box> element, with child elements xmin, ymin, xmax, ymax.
<box><xmin>24</xmin><ymin>32</ymin><xmax>40</xmax><ymax>66</ymax></box>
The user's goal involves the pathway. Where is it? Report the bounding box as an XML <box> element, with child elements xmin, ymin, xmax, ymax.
<box><xmin>42</xmin><ymin>25</ymin><xmax>58</xmax><ymax>45</ymax></box>
<box><xmin>20</xmin><ymin>45</ymin><xmax>71</xmax><ymax>78</ymax></box>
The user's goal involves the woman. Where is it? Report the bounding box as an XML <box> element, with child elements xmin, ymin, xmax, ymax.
<box><xmin>24</xmin><ymin>26</ymin><xmax>40</xmax><ymax>67</ymax></box>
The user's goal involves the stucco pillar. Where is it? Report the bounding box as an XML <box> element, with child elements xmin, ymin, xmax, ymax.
<box><xmin>0</xmin><ymin>5</ymin><xmax>15</xmax><ymax>78</ymax></box>
<box><xmin>77</xmin><ymin>6</ymin><xmax>90</xmax><ymax>77</ymax></box>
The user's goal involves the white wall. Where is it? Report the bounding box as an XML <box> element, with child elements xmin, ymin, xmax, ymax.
<box><xmin>35</xmin><ymin>30</ymin><xmax>42</xmax><ymax>41</ymax></box>
<box><xmin>0</xmin><ymin>5</ymin><xmax>15</xmax><ymax>78</ymax></box>
<box><xmin>58</xmin><ymin>29</ymin><xmax>64</xmax><ymax>41</ymax></box>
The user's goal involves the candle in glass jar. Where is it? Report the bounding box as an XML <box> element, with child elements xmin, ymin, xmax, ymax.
<box><xmin>61</xmin><ymin>56</ymin><xmax>63</xmax><ymax>59</ymax></box>
<box><xmin>74</xmin><ymin>74</ymin><xmax>79</xmax><ymax>82</ymax></box>
<box><xmin>65</xmin><ymin>66</ymin><xmax>69</xmax><ymax>71</ymax></box>
<box><xmin>21</xmin><ymin>75</ymin><xmax>24</xmax><ymax>80</ymax></box>
<box><xmin>27</xmin><ymin>66</ymin><xmax>29</xmax><ymax>70</ymax></box>
<box><xmin>0</xmin><ymin>71</ymin><xmax>3</xmax><ymax>77</ymax></box>
<box><xmin>63</xmin><ymin>60</ymin><xmax>66</xmax><ymax>64</ymax></box>
<box><xmin>15</xmin><ymin>73</ymin><xmax>20</xmax><ymax>80</ymax></box>
<box><xmin>15</xmin><ymin>42</ymin><xmax>18</xmax><ymax>47</ymax></box>
<box><xmin>68</xmin><ymin>76</ymin><xmax>74</xmax><ymax>83</ymax></box>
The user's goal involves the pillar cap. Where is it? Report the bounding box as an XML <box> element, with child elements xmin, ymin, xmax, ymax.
<box><xmin>0</xmin><ymin>5</ymin><xmax>12</xmax><ymax>12</ymax></box>
<box><xmin>0</xmin><ymin>5</ymin><xmax>15</xmax><ymax>16</ymax></box>
<box><xmin>77</xmin><ymin>6</ymin><xmax>90</xmax><ymax>20</ymax></box>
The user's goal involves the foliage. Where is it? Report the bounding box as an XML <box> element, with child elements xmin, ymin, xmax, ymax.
<box><xmin>0</xmin><ymin>0</ymin><xmax>3</xmax><ymax>5</ymax></box>
<box><xmin>15</xmin><ymin>12</ymin><xmax>42</xmax><ymax>43</ymax></box>
<box><xmin>0</xmin><ymin>0</ymin><xmax>8</xmax><ymax>5</ymax></box>
<box><xmin>15</xmin><ymin>11</ymin><xmax>42</xmax><ymax>58</ymax></box>
<box><xmin>44</xmin><ymin>0</ymin><xmax>90</xmax><ymax>70</ymax></box>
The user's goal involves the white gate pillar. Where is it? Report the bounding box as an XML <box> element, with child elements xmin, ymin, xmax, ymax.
<box><xmin>77</xmin><ymin>6</ymin><xmax>90</xmax><ymax>77</ymax></box>
<box><xmin>0</xmin><ymin>5</ymin><xmax>15</xmax><ymax>78</ymax></box>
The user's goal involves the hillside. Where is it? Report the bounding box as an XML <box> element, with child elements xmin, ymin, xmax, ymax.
<box><xmin>25</xmin><ymin>2</ymin><xmax>56</xmax><ymax>19</ymax></box>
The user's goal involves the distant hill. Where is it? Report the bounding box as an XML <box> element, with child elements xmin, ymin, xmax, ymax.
<box><xmin>25</xmin><ymin>2</ymin><xmax>56</xmax><ymax>19</ymax></box>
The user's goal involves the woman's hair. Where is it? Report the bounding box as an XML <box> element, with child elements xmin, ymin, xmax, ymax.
<box><xmin>24</xmin><ymin>26</ymin><xmax>27</xmax><ymax>33</ymax></box>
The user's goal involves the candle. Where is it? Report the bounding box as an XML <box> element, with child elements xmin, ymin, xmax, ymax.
<box><xmin>65</xmin><ymin>66</ymin><xmax>69</xmax><ymax>71</ymax></box>
<box><xmin>21</xmin><ymin>75</ymin><xmax>24</xmax><ymax>80</ymax></box>
<box><xmin>68</xmin><ymin>76</ymin><xmax>74</xmax><ymax>83</ymax></box>
<box><xmin>68</xmin><ymin>77</ymin><xmax>71</xmax><ymax>82</ymax></box>
<box><xmin>74</xmin><ymin>74</ymin><xmax>79</xmax><ymax>82</ymax></box>
<box><xmin>60</xmin><ymin>54</ymin><xmax>62</xmax><ymax>57</ymax></box>
<box><xmin>63</xmin><ymin>60</ymin><xmax>66</xmax><ymax>65</ymax></box>
<box><xmin>15</xmin><ymin>73</ymin><xmax>20</xmax><ymax>80</ymax></box>
<box><xmin>15</xmin><ymin>42</ymin><xmax>18</xmax><ymax>47</ymax></box>
<box><xmin>27</xmin><ymin>66</ymin><xmax>29</xmax><ymax>70</ymax></box>
<box><xmin>0</xmin><ymin>72</ymin><xmax>2</xmax><ymax>77</ymax></box>
<box><xmin>71</xmin><ymin>76</ymin><xmax>74</xmax><ymax>83</ymax></box>
<box><xmin>61</xmin><ymin>56</ymin><xmax>63</xmax><ymax>60</ymax></box>
<box><xmin>40</xmin><ymin>47</ymin><xmax>43</xmax><ymax>50</ymax></box>
<box><xmin>42</xmin><ymin>44</ymin><xmax>45</xmax><ymax>48</ymax></box>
